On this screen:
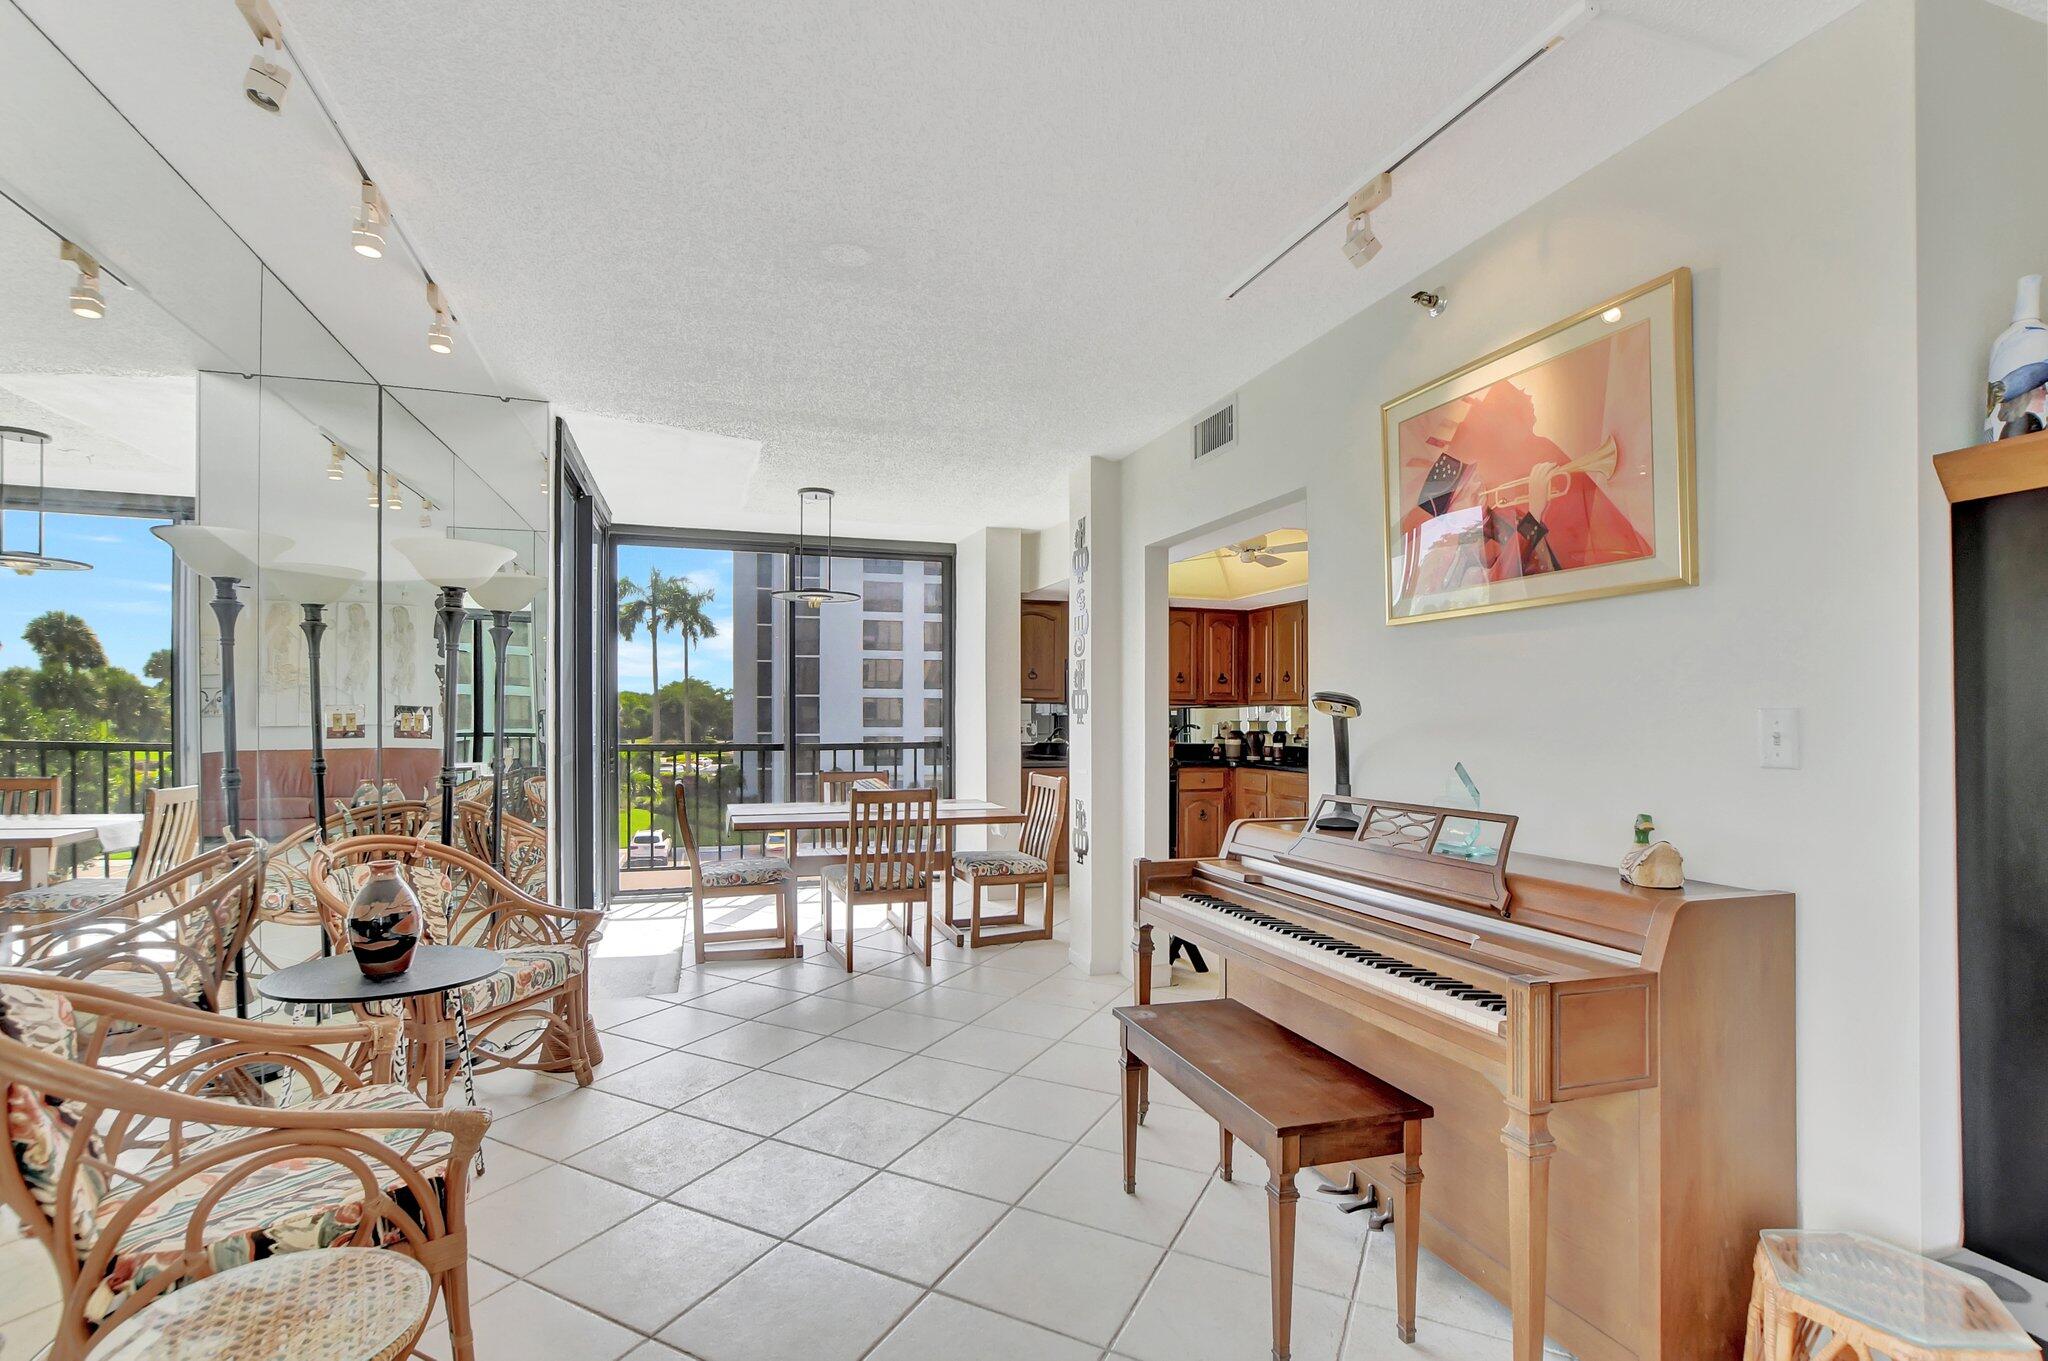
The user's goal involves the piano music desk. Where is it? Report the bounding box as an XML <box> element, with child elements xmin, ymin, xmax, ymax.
<box><xmin>1115</xmin><ymin>997</ymin><xmax>1433</xmax><ymax>1361</ymax></box>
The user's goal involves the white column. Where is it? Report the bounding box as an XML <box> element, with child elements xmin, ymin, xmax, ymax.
<box><xmin>1065</xmin><ymin>458</ymin><xmax>1125</xmax><ymax>974</ymax></box>
<box><xmin>952</xmin><ymin>529</ymin><xmax>1022</xmax><ymax>852</ymax></box>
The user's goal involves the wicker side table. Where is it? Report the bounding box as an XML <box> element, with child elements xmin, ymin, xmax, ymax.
<box><xmin>1744</xmin><ymin>1231</ymin><xmax>2041</xmax><ymax>1361</ymax></box>
<box><xmin>91</xmin><ymin>1248</ymin><xmax>433</xmax><ymax>1361</ymax></box>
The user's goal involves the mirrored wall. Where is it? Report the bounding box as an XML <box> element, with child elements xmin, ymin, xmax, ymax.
<box><xmin>0</xmin><ymin>4</ymin><xmax>552</xmax><ymax>899</ymax></box>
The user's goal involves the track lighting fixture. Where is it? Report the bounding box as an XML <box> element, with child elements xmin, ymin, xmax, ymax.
<box><xmin>326</xmin><ymin>442</ymin><xmax>346</xmax><ymax>479</ymax></box>
<box><xmin>425</xmin><ymin>281</ymin><xmax>455</xmax><ymax>354</ymax></box>
<box><xmin>60</xmin><ymin>241</ymin><xmax>104</xmax><ymax>319</ymax></box>
<box><xmin>1410</xmin><ymin>289</ymin><xmax>1447</xmax><ymax>318</ymax></box>
<box><xmin>236</xmin><ymin>0</ymin><xmax>291</xmax><ymax>113</ymax></box>
<box><xmin>385</xmin><ymin>474</ymin><xmax>402</xmax><ymax>511</ymax></box>
<box><xmin>365</xmin><ymin>468</ymin><xmax>380</xmax><ymax>506</ymax></box>
<box><xmin>1342</xmin><ymin>174</ymin><xmax>1391</xmax><ymax>269</ymax></box>
<box><xmin>351</xmin><ymin>181</ymin><xmax>386</xmax><ymax>258</ymax></box>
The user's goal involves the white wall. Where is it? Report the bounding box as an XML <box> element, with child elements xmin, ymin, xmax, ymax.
<box><xmin>953</xmin><ymin>528</ymin><xmax>1023</xmax><ymax>852</ymax></box>
<box><xmin>1909</xmin><ymin>0</ymin><xmax>2048</xmax><ymax>1249</ymax></box>
<box><xmin>1093</xmin><ymin>0</ymin><xmax>2040</xmax><ymax>1246</ymax></box>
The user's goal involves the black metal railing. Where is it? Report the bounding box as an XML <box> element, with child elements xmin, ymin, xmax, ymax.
<box><xmin>0</xmin><ymin>739</ymin><xmax>176</xmax><ymax>876</ymax></box>
<box><xmin>615</xmin><ymin>739</ymin><xmax>947</xmax><ymax>890</ymax></box>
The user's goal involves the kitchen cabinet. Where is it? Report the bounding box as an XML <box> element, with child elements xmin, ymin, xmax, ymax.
<box><xmin>1176</xmin><ymin>785</ymin><xmax>1228</xmax><ymax>859</ymax></box>
<box><xmin>1271</xmin><ymin>601</ymin><xmax>1307</xmax><ymax>705</ymax></box>
<box><xmin>1270</xmin><ymin>770</ymin><xmax>1309</xmax><ymax>819</ymax></box>
<box><xmin>1167</xmin><ymin>610</ymin><xmax>1200</xmax><ymax>705</ymax></box>
<box><xmin>1200</xmin><ymin>611</ymin><xmax>1242</xmax><ymax>705</ymax></box>
<box><xmin>1245</xmin><ymin>609</ymin><xmax>1275</xmax><ymax>704</ymax></box>
<box><xmin>1020</xmin><ymin>600</ymin><xmax>1067</xmax><ymax>702</ymax></box>
<box><xmin>1231</xmin><ymin>768</ymin><xmax>1269</xmax><ymax>821</ymax></box>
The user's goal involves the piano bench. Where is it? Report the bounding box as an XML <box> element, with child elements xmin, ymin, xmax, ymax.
<box><xmin>1114</xmin><ymin>998</ymin><xmax>1433</xmax><ymax>1361</ymax></box>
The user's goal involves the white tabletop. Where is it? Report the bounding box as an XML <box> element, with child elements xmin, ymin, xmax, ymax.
<box><xmin>0</xmin><ymin>813</ymin><xmax>144</xmax><ymax>854</ymax></box>
<box><xmin>728</xmin><ymin>798</ymin><xmax>1019</xmax><ymax>830</ymax></box>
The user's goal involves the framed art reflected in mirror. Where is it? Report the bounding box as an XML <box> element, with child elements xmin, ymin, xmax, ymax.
<box><xmin>1380</xmin><ymin>267</ymin><xmax>1696</xmax><ymax>625</ymax></box>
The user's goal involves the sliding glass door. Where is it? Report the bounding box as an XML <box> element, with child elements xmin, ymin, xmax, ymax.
<box><xmin>608</xmin><ymin>529</ymin><xmax>952</xmax><ymax>897</ymax></box>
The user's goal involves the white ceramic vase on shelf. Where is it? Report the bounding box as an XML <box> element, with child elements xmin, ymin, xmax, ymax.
<box><xmin>1986</xmin><ymin>273</ymin><xmax>2048</xmax><ymax>441</ymax></box>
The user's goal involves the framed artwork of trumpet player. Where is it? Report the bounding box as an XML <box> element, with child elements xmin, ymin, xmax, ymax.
<box><xmin>1380</xmin><ymin>267</ymin><xmax>1696</xmax><ymax>624</ymax></box>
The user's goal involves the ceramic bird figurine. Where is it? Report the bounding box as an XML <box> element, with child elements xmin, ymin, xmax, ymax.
<box><xmin>1620</xmin><ymin>812</ymin><xmax>1684</xmax><ymax>889</ymax></box>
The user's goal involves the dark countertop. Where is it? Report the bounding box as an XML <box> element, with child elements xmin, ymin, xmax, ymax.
<box><xmin>1173</xmin><ymin>757</ymin><xmax>1309</xmax><ymax>772</ymax></box>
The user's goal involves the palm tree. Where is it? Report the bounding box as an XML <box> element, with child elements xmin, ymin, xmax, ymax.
<box><xmin>22</xmin><ymin>611</ymin><xmax>107</xmax><ymax>671</ymax></box>
<box><xmin>617</xmin><ymin>568</ymin><xmax>667</xmax><ymax>743</ymax></box>
<box><xmin>661</xmin><ymin>582</ymin><xmax>718</xmax><ymax>744</ymax></box>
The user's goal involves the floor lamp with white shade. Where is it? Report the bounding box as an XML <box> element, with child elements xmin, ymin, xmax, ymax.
<box><xmin>390</xmin><ymin>537</ymin><xmax>518</xmax><ymax>847</ymax></box>
<box><xmin>152</xmin><ymin>524</ymin><xmax>291</xmax><ymax>1016</ymax></box>
<box><xmin>468</xmin><ymin>569</ymin><xmax>542</xmax><ymax>870</ymax></box>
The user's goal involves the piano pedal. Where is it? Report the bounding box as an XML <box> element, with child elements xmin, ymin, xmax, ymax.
<box><xmin>1315</xmin><ymin>1171</ymin><xmax>1361</xmax><ymax>1198</ymax></box>
<box><xmin>1335</xmin><ymin>1183</ymin><xmax>1382</xmax><ymax>1216</ymax></box>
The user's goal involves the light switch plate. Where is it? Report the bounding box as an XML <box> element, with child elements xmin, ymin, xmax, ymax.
<box><xmin>1758</xmin><ymin>708</ymin><xmax>1801</xmax><ymax>769</ymax></box>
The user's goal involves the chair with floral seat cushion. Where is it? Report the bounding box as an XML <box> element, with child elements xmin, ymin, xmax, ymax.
<box><xmin>820</xmin><ymin>784</ymin><xmax>939</xmax><ymax>971</ymax></box>
<box><xmin>453</xmin><ymin>800</ymin><xmax>549</xmax><ymax>900</ymax></box>
<box><xmin>242</xmin><ymin>803</ymin><xmax>434</xmax><ymax>993</ymax></box>
<box><xmin>943</xmin><ymin>770</ymin><xmax>1066</xmax><ymax>950</ymax></box>
<box><xmin>0</xmin><ymin>969</ymin><xmax>490</xmax><ymax>1361</ymax></box>
<box><xmin>3</xmin><ymin>784</ymin><xmax>201</xmax><ymax>927</ymax></box>
<box><xmin>673</xmin><ymin>782</ymin><xmax>796</xmax><ymax>965</ymax></box>
<box><xmin>307</xmin><ymin>835</ymin><xmax>603</xmax><ymax>1106</ymax></box>
<box><xmin>8</xmin><ymin>840</ymin><xmax>264</xmax><ymax>1036</ymax></box>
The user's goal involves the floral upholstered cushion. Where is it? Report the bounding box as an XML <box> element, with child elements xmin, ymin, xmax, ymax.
<box><xmin>1</xmin><ymin>879</ymin><xmax>126</xmax><ymax>915</ymax></box>
<box><xmin>452</xmin><ymin>946</ymin><xmax>582</xmax><ymax>1015</ymax></box>
<box><xmin>87</xmin><ymin>1082</ymin><xmax>451</xmax><ymax>1322</ymax></box>
<box><xmin>819</xmin><ymin>863</ymin><xmax>929</xmax><ymax>893</ymax></box>
<box><xmin>0</xmin><ymin>983</ymin><xmax>109</xmax><ymax>1258</ymax></box>
<box><xmin>951</xmin><ymin>850</ymin><xmax>1049</xmax><ymax>877</ymax></box>
<box><xmin>697</xmin><ymin>856</ymin><xmax>792</xmax><ymax>889</ymax></box>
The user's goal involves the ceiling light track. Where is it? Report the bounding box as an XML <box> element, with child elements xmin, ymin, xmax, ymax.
<box><xmin>1224</xmin><ymin>0</ymin><xmax>1596</xmax><ymax>300</ymax></box>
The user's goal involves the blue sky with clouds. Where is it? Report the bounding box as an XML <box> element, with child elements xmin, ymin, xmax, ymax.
<box><xmin>0</xmin><ymin>511</ymin><xmax>173</xmax><ymax>677</ymax></box>
<box><xmin>614</xmin><ymin>544</ymin><xmax>736</xmax><ymax>693</ymax></box>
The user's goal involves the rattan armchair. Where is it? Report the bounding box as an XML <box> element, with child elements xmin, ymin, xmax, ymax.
<box><xmin>6</xmin><ymin>839</ymin><xmax>263</xmax><ymax>1021</ymax></box>
<box><xmin>0</xmin><ymin>970</ymin><xmax>489</xmax><ymax>1361</ymax></box>
<box><xmin>453</xmin><ymin>799</ymin><xmax>550</xmax><ymax>900</ymax></box>
<box><xmin>307</xmin><ymin>835</ymin><xmax>602</xmax><ymax>1104</ymax></box>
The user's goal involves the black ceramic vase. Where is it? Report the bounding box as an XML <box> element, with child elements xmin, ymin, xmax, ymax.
<box><xmin>347</xmin><ymin>859</ymin><xmax>422</xmax><ymax>979</ymax></box>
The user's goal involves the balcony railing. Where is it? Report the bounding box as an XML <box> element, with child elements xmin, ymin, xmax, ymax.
<box><xmin>616</xmin><ymin>738</ymin><xmax>947</xmax><ymax>891</ymax></box>
<box><xmin>0</xmin><ymin>739</ymin><xmax>177</xmax><ymax>876</ymax></box>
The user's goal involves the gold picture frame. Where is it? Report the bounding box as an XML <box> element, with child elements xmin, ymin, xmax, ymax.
<box><xmin>1379</xmin><ymin>267</ymin><xmax>1696</xmax><ymax>625</ymax></box>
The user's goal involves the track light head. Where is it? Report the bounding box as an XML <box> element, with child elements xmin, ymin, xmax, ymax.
<box><xmin>326</xmin><ymin>442</ymin><xmax>346</xmax><ymax>480</ymax></box>
<box><xmin>59</xmin><ymin>242</ymin><xmax>105</xmax><ymax>319</ymax></box>
<box><xmin>385</xmin><ymin>474</ymin><xmax>402</xmax><ymax>511</ymax></box>
<box><xmin>365</xmin><ymin>468</ymin><xmax>380</xmax><ymax>506</ymax></box>
<box><xmin>1411</xmin><ymin>289</ymin><xmax>1447</xmax><ymax>318</ymax></box>
<box><xmin>245</xmin><ymin>37</ymin><xmax>290</xmax><ymax>113</ymax></box>
<box><xmin>1342</xmin><ymin>173</ymin><xmax>1392</xmax><ymax>270</ymax></box>
<box><xmin>425</xmin><ymin>281</ymin><xmax>455</xmax><ymax>354</ymax></box>
<box><xmin>351</xmin><ymin>182</ymin><xmax>386</xmax><ymax>258</ymax></box>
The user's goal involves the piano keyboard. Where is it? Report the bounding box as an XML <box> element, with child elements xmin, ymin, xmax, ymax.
<box><xmin>1176</xmin><ymin>890</ymin><xmax>1510</xmax><ymax>1036</ymax></box>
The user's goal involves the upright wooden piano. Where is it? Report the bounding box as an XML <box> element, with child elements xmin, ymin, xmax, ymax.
<box><xmin>1132</xmin><ymin>795</ymin><xmax>1794</xmax><ymax>1361</ymax></box>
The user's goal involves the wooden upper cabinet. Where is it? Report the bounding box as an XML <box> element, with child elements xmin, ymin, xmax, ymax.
<box><xmin>1020</xmin><ymin>600</ymin><xmax>1067</xmax><ymax>702</ymax></box>
<box><xmin>1167</xmin><ymin>610</ymin><xmax>1200</xmax><ymax>705</ymax></box>
<box><xmin>1245</xmin><ymin>609</ymin><xmax>1275</xmax><ymax>704</ymax></box>
<box><xmin>1271</xmin><ymin>601</ymin><xmax>1307</xmax><ymax>705</ymax></box>
<box><xmin>1201</xmin><ymin>611</ymin><xmax>1242</xmax><ymax>704</ymax></box>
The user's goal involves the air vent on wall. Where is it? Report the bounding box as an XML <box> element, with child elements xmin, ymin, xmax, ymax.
<box><xmin>1193</xmin><ymin>396</ymin><xmax>1237</xmax><ymax>464</ymax></box>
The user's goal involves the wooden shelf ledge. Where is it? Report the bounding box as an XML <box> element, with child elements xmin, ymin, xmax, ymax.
<box><xmin>1935</xmin><ymin>427</ymin><xmax>2048</xmax><ymax>503</ymax></box>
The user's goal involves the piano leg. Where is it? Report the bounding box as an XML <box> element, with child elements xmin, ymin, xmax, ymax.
<box><xmin>1267</xmin><ymin>1142</ymin><xmax>1301</xmax><ymax>1361</ymax></box>
<box><xmin>1502</xmin><ymin>1106</ymin><xmax>1556</xmax><ymax>1361</ymax></box>
<box><xmin>1132</xmin><ymin>923</ymin><xmax>1154</xmax><ymax>1123</ymax></box>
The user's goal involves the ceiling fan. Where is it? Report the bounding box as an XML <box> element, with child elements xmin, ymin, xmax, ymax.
<box><xmin>1224</xmin><ymin>535</ymin><xmax>1307</xmax><ymax>568</ymax></box>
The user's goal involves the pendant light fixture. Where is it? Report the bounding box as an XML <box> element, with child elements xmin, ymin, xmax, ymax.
<box><xmin>770</xmin><ymin>486</ymin><xmax>860</xmax><ymax>607</ymax></box>
<box><xmin>0</xmin><ymin>427</ymin><xmax>91</xmax><ymax>574</ymax></box>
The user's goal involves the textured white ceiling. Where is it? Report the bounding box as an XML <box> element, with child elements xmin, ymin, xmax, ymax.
<box><xmin>23</xmin><ymin>0</ymin><xmax>1868</xmax><ymax>534</ymax></box>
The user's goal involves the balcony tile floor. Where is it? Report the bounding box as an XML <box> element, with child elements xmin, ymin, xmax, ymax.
<box><xmin>0</xmin><ymin>885</ymin><xmax>1527</xmax><ymax>1360</ymax></box>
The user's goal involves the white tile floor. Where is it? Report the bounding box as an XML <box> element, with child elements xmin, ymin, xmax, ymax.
<box><xmin>0</xmin><ymin>886</ymin><xmax>1531</xmax><ymax>1360</ymax></box>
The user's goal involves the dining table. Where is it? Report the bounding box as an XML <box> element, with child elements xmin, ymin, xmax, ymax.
<box><xmin>0</xmin><ymin>812</ymin><xmax>145</xmax><ymax>889</ymax></box>
<box><xmin>726</xmin><ymin>797</ymin><xmax>1025</xmax><ymax>876</ymax></box>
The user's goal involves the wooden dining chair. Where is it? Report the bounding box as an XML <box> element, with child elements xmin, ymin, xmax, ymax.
<box><xmin>0</xmin><ymin>775</ymin><xmax>63</xmax><ymax>889</ymax></box>
<box><xmin>672</xmin><ymin>782</ymin><xmax>797</xmax><ymax>964</ymax></box>
<box><xmin>819</xmin><ymin>785</ymin><xmax>939</xmax><ymax>971</ymax></box>
<box><xmin>943</xmin><ymin>771</ymin><xmax>1066</xmax><ymax>948</ymax></box>
<box><xmin>3</xmin><ymin>784</ymin><xmax>202</xmax><ymax>922</ymax></box>
<box><xmin>815</xmin><ymin>770</ymin><xmax>891</xmax><ymax>853</ymax></box>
